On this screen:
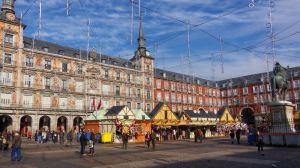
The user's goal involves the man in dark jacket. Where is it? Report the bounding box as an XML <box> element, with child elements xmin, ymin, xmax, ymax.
<box><xmin>80</xmin><ymin>131</ymin><xmax>87</xmax><ymax>155</ymax></box>
<box><xmin>150</xmin><ymin>130</ymin><xmax>156</xmax><ymax>150</ymax></box>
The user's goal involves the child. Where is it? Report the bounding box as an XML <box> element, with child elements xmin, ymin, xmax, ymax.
<box><xmin>89</xmin><ymin>140</ymin><xmax>94</xmax><ymax>156</ymax></box>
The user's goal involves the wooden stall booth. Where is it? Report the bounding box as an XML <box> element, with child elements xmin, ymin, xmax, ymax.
<box><xmin>132</xmin><ymin>109</ymin><xmax>151</xmax><ymax>142</ymax></box>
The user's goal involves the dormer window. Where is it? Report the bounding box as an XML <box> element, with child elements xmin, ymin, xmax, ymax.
<box><xmin>74</xmin><ymin>53</ymin><xmax>80</xmax><ymax>58</ymax></box>
<box><xmin>58</xmin><ymin>50</ymin><xmax>64</xmax><ymax>55</ymax></box>
<box><xmin>163</xmin><ymin>73</ymin><xmax>166</xmax><ymax>79</ymax></box>
<box><xmin>43</xmin><ymin>47</ymin><xmax>49</xmax><ymax>52</ymax></box>
<box><xmin>101</xmin><ymin>59</ymin><xmax>106</xmax><ymax>63</ymax></box>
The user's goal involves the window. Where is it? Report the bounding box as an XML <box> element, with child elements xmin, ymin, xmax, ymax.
<box><xmin>177</xmin><ymin>83</ymin><xmax>181</xmax><ymax>92</ymax></box>
<box><xmin>137</xmin><ymin>89</ymin><xmax>141</xmax><ymax>98</ymax></box>
<box><xmin>243</xmin><ymin>87</ymin><xmax>248</xmax><ymax>94</ymax></box>
<box><xmin>45</xmin><ymin>77</ymin><xmax>51</xmax><ymax>89</ymax></box>
<box><xmin>164</xmin><ymin>111</ymin><xmax>168</xmax><ymax>120</ymax></box>
<box><xmin>156</xmin><ymin>80</ymin><xmax>161</xmax><ymax>89</ymax></box>
<box><xmin>43</xmin><ymin>47</ymin><xmax>49</xmax><ymax>52</ymax></box>
<box><xmin>260</xmin><ymin>85</ymin><xmax>265</xmax><ymax>92</ymax></box>
<box><xmin>76</xmin><ymin>64</ymin><xmax>83</xmax><ymax>74</ymax></box>
<box><xmin>171</xmin><ymin>93</ymin><xmax>175</xmax><ymax>102</ymax></box>
<box><xmin>45</xmin><ymin>59</ymin><xmax>51</xmax><ymax>70</ymax></box>
<box><xmin>4</xmin><ymin>33</ymin><xmax>13</xmax><ymax>45</ymax></box>
<box><xmin>177</xmin><ymin>94</ymin><xmax>181</xmax><ymax>103</ymax></box>
<box><xmin>62</xmin><ymin>62</ymin><xmax>68</xmax><ymax>72</ymax></box>
<box><xmin>146</xmin><ymin>77</ymin><xmax>150</xmax><ymax>85</ymax></box>
<box><xmin>147</xmin><ymin>90</ymin><xmax>151</xmax><ymax>99</ymax></box>
<box><xmin>164</xmin><ymin>81</ymin><xmax>169</xmax><ymax>89</ymax></box>
<box><xmin>199</xmin><ymin>97</ymin><xmax>203</xmax><ymax>105</ymax></box>
<box><xmin>25</xmin><ymin>56</ymin><xmax>34</xmax><ymax>67</ymax></box>
<box><xmin>293</xmin><ymin>80</ymin><xmax>299</xmax><ymax>88</ymax></box>
<box><xmin>127</xmin><ymin>102</ymin><xmax>131</xmax><ymax>109</ymax></box>
<box><xmin>0</xmin><ymin>93</ymin><xmax>11</xmax><ymax>106</ymax></box>
<box><xmin>1</xmin><ymin>72</ymin><xmax>12</xmax><ymax>85</ymax></box>
<box><xmin>243</xmin><ymin>97</ymin><xmax>248</xmax><ymax>104</ymax></box>
<box><xmin>58</xmin><ymin>50</ymin><xmax>64</xmax><ymax>55</ymax></box>
<box><xmin>146</xmin><ymin>65</ymin><xmax>150</xmax><ymax>73</ymax></box>
<box><xmin>254</xmin><ymin>96</ymin><xmax>258</xmax><ymax>103</ymax></box>
<box><xmin>116</xmin><ymin>86</ymin><xmax>120</xmax><ymax>96</ymax></box>
<box><xmin>4</xmin><ymin>53</ymin><xmax>12</xmax><ymax>64</ymax></box>
<box><xmin>147</xmin><ymin>104</ymin><xmax>150</xmax><ymax>112</ymax></box>
<box><xmin>24</xmin><ymin>75</ymin><xmax>32</xmax><ymax>87</ymax></box>
<box><xmin>124</xmin><ymin>115</ymin><xmax>129</xmax><ymax>120</ymax></box>
<box><xmin>101</xmin><ymin>59</ymin><xmax>106</xmax><ymax>63</ymax></box>
<box><xmin>105</xmin><ymin>70</ymin><xmax>109</xmax><ymax>79</ymax></box>
<box><xmin>62</xmin><ymin>80</ymin><xmax>68</xmax><ymax>91</ymax></box>
<box><xmin>267</xmin><ymin>84</ymin><xmax>271</xmax><ymax>92</ymax></box>
<box><xmin>253</xmin><ymin>86</ymin><xmax>258</xmax><ymax>93</ymax></box>
<box><xmin>171</xmin><ymin>82</ymin><xmax>175</xmax><ymax>90</ymax></box>
<box><xmin>116</xmin><ymin>101</ymin><xmax>120</xmax><ymax>106</ymax></box>
<box><xmin>199</xmin><ymin>87</ymin><xmax>202</xmax><ymax>95</ymax></box>
<box><xmin>137</xmin><ymin>103</ymin><xmax>141</xmax><ymax>109</ymax></box>
<box><xmin>126</xmin><ymin>87</ymin><xmax>131</xmax><ymax>97</ymax></box>
<box><xmin>157</xmin><ymin>91</ymin><xmax>161</xmax><ymax>101</ymax></box>
<box><xmin>165</xmin><ymin>92</ymin><xmax>169</xmax><ymax>102</ymax></box>
<box><xmin>23</xmin><ymin>95</ymin><xmax>32</xmax><ymax>107</ymax></box>
<box><xmin>116</xmin><ymin>72</ymin><xmax>120</xmax><ymax>80</ymax></box>
<box><xmin>127</xmin><ymin>74</ymin><xmax>131</xmax><ymax>82</ymax></box>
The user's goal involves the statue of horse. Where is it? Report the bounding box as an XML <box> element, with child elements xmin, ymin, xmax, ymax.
<box><xmin>271</xmin><ymin>62</ymin><xmax>288</xmax><ymax>101</ymax></box>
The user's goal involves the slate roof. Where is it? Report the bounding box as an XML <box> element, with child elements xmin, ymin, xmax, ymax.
<box><xmin>154</xmin><ymin>68</ymin><xmax>217</xmax><ymax>87</ymax></box>
<box><xmin>105</xmin><ymin>106</ymin><xmax>126</xmax><ymax>116</ymax></box>
<box><xmin>149</xmin><ymin>102</ymin><xmax>164</xmax><ymax>118</ymax></box>
<box><xmin>217</xmin><ymin>66</ymin><xmax>300</xmax><ymax>88</ymax></box>
<box><xmin>23</xmin><ymin>36</ymin><xmax>135</xmax><ymax>69</ymax></box>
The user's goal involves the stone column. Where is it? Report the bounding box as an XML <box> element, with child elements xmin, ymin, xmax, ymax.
<box><xmin>51</xmin><ymin>115</ymin><xmax>57</xmax><ymax>131</ymax></box>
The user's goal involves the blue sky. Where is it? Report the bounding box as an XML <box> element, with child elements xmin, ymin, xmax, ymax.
<box><xmin>14</xmin><ymin>0</ymin><xmax>300</xmax><ymax>80</ymax></box>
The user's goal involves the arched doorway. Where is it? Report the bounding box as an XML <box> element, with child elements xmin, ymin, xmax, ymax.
<box><xmin>73</xmin><ymin>117</ymin><xmax>83</xmax><ymax>132</ymax></box>
<box><xmin>20</xmin><ymin>115</ymin><xmax>32</xmax><ymax>136</ymax></box>
<box><xmin>39</xmin><ymin>116</ymin><xmax>50</xmax><ymax>131</ymax></box>
<box><xmin>0</xmin><ymin>115</ymin><xmax>12</xmax><ymax>133</ymax></box>
<box><xmin>241</xmin><ymin>108</ymin><xmax>255</xmax><ymax>125</ymax></box>
<box><xmin>57</xmin><ymin>116</ymin><xmax>67</xmax><ymax>132</ymax></box>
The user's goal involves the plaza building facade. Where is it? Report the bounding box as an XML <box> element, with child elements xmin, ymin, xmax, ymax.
<box><xmin>0</xmin><ymin>0</ymin><xmax>300</xmax><ymax>134</ymax></box>
<box><xmin>0</xmin><ymin>0</ymin><xmax>154</xmax><ymax>133</ymax></box>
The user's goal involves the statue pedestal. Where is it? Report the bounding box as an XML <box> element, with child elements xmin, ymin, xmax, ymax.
<box><xmin>270</xmin><ymin>101</ymin><xmax>296</xmax><ymax>133</ymax></box>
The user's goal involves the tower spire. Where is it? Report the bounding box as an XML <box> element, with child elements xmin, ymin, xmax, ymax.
<box><xmin>1</xmin><ymin>0</ymin><xmax>15</xmax><ymax>14</ymax></box>
<box><xmin>138</xmin><ymin>12</ymin><xmax>145</xmax><ymax>49</ymax></box>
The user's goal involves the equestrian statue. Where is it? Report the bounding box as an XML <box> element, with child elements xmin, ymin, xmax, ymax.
<box><xmin>271</xmin><ymin>62</ymin><xmax>288</xmax><ymax>101</ymax></box>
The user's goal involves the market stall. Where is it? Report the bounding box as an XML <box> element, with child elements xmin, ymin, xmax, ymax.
<box><xmin>150</xmin><ymin>102</ymin><xmax>179</xmax><ymax>141</ymax></box>
<box><xmin>132</xmin><ymin>109</ymin><xmax>151</xmax><ymax>142</ymax></box>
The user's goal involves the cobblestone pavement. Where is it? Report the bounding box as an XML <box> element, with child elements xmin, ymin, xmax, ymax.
<box><xmin>0</xmin><ymin>138</ymin><xmax>299</xmax><ymax>168</ymax></box>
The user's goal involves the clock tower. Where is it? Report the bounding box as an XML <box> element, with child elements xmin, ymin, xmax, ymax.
<box><xmin>1</xmin><ymin>0</ymin><xmax>16</xmax><ymax>21</ymax></box>
<box><xmin>131</xmin><ymin>14</ymin><xmax>155</xmax><ymax>113</ymax></box>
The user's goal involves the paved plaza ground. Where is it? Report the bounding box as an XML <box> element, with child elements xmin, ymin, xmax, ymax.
<box><xmin>0</xmin><ymin>137</ymin><xmax>299</xmax><ymax>168</ymax></box>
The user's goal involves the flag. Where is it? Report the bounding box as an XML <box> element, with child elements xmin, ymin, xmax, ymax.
<box><xmin>97</xmin><ymin>99</ymin><xmax>102</xmax><ymax>110</ymax></box>
<box><xmin>92</xmin><ymin>98</ymin><xmax>96</xmax><ymax>111</ymax></box>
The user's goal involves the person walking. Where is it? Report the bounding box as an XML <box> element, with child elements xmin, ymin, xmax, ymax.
<box><xmin>151</xmin><ymin>130</ymin><xmax>156</xmax><ymax>150</ymax></box>
<box><xmin>11</xmin><ymin>132</ymin><xmax>22</xmax><ymax>161</ymax></box>
<box><xmin>198</xmin><ymin>129</ymin><xmax>203</xmax><ymax>143</ymax></box>
<box><xmin>255</xmin><ymin>131</ymin><xmax>264</xmax><ymax>155</ymax></box>
<box><xmin>236</xmin><ymin>128</ymin><xmax>241</xmax><ymax>144</ymax></box>
<box><xmin>67</xmin><ymin>130</ymin><xmax>73</xmax><ymax>145</ymax></box>
<box><xmin>122</xmin><ymin>132</ymin><xmax>129</xmax><ymax>150</ymax></box>
<box><xmin>80</xmin><ymin>130</ymin><xmax>87</xmax><ymax>155</ymax></box>
<box><xmin>194</xmin><ymin>129</ymin><xmax>198</xmax><ymax>143</ymax></box>
<box><xmin>230</xmin><ymin>130</ymin><xmax>235</xmax><ymax>144</ymax></box>
<box><xmin>89</xmin><ymin>129</ymin><xmax>95</xmax><ymax>155</ymax></box>
<box><xmin>145</xmin><ymin>131</ymin><xmax>151</xmax><ymax>149</ymax></box>
<box><xmin>53</xmin><ymin>132</ymin><xmax>58</xmax><ymax>144</ymax></box>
